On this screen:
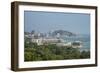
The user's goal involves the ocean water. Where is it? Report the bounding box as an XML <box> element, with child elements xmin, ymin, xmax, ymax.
<box><xmin>62</xmin><ymin>35</ymin><xmax>90</xmax><ymax>52</ymax></box>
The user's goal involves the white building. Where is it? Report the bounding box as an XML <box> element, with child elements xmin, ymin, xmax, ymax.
<box><xmin>31</xmin><ymin>38</ymin><xmax>62</xmax><ymax>45</ymax></box>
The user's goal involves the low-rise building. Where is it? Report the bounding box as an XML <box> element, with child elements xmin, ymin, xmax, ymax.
<box><xmin>25</xmin><ymin>32</ymin><xmax>82</xmax><ymax>48</ymax></box>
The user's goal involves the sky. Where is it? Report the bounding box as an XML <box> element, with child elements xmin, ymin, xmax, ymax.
<box><xmin>24</xmin><ymin>11</ymin><xmax>90</xmax><ymax>34</ymax></box>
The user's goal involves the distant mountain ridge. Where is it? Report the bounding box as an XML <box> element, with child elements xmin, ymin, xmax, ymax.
<box><xmin>25</xmin><ymin>30</ymin><xmax>77</xmax><ymax>38</ymax></box>
<box><xmin>51</xmin><ymin>30</ymin><xmax>76</xmax><ymax>37</ymax></box>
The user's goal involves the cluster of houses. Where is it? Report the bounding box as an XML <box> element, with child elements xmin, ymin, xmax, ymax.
<box><xmin>24</xmin><ymin>31</ymin><xmax>82</xmax><ymax>48</ymax></box>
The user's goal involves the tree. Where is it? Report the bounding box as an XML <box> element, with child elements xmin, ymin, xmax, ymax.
<box><xmin>24</xmin><ymin>41</ymin><xmax>90</xmax><ymax>61</ymax></box>
<box><xmin>24</xmin><ymin>52</ymin><xmax>33</xmax><ymax>61</ymax></box>
<box><xmin>80</xmin><ymin>51</ymin><xmax>90</xmax><ymax>58</ymax></box>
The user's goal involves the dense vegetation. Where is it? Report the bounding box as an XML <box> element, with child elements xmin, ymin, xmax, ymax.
<box><xmin>24</xmin><ymin>42</ymin><xmax>90</xmax><ymax>61</ymax></box>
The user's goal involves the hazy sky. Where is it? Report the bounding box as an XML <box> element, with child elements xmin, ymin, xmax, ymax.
<box><xmin>24</xmin><ymin>11</ymin><xmax>90</xmax><ymax>34</ymax></box>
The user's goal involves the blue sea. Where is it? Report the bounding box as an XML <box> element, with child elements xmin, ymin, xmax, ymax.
<box><xmin>62</xmin><ymin>35</ymin><xmax>90</xmax><ymax>52</ymax></box>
